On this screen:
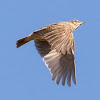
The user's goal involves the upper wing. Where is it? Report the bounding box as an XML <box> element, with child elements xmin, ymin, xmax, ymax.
<box><xmin>34</xmin><ymin>22</ymin><xmax>75</xmax><ymax>54</ymax></box>
<box><xmin>44</xmin><ymin>31</ymin><xmax>75</xmax><ymax>54</ymax></box>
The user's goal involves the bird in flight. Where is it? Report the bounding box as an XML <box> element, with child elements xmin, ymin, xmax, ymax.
<box><xmin>16</xmin><ymin>20</ymin><xmax>85</xmax><ymax>86</ymax></box>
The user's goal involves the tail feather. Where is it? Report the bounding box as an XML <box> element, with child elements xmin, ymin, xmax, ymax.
<box><xmin>16</xmin><ymin>37</ymin><xmax>29</xmax><ymax>48</ymax></box>
<box><xmin>16</xmin><ymin>33</ymin><xmax>45</xmax><ymax>48</ymax></box>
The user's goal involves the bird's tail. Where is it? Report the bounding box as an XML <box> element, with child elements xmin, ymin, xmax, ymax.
<box><xmin>16</xmin><ymin>33</ymin><xmax>44</xmax><ymax>48</ymax></box>
<box><xmin>16</xmin><ymin>36</ymin><xmax>30</xmax><ymax>48</ymax></box>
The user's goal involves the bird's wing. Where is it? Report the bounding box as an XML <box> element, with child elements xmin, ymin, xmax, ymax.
<box><xmin>43</xmin><ymin>49</ymin><xmax>76</xmax><ymax>86</ymax></box>
<box><xmin>34</xmin><ymin>23</ymin><xmax>75</xmax><ymax>54</ymax></box>
<box><xmin>34</xmin><ymin>40</ymin><xmax>51</xmax><ymax>57</ymax></box>
<box><xmin>34</xmin><ymin>40</ymin><xmax>76</xmax><ymax>86</ymax></box>
<box><xmin>44</xmin><ymin>30</ymin><xmax>75</xmax><ymax>54</ymax></box>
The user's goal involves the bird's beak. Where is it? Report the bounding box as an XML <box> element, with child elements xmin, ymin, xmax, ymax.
<box><xmin>81</xmin><ymin>22</ymin><xmax>85</xmax><ymax>25</ymax></box>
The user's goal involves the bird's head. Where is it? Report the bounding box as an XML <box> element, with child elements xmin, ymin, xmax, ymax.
<box><xmin>68</xmin><ymin>20</ymin><xmax>85</xmax><ymax>31</ymax></box>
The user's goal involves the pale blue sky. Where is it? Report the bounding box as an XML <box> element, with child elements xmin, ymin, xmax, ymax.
<box><xmin>0</xmin><ymin>0</ymin><xmax>100</xmax><ymax>100</ymax></box>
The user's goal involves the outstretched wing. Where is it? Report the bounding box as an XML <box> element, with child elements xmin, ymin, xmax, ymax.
<box><xmin>34</xmin><ymin>40</ymin><xmax>76</xmax><ymax>86</ymax></box>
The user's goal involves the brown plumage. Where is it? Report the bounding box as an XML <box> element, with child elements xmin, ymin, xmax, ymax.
<box><xmin>16</xmin><ymin>20</ymin><xmax>85</xmax><ymax>86</ymax></box>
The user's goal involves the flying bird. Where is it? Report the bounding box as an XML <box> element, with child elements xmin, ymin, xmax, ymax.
<box><xmin>16</xmin><ymin>20</ymin><xmax>85</xmax><ymax>86</ymax></box>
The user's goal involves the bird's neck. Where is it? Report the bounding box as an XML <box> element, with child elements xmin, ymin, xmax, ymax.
<box><xmin>67</xmin><ymin>22</ymin><xmax>77</xmax><ymax>32</ymax></box>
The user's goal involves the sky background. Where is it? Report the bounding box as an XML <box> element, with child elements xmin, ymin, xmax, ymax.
<box><xmin>0</xmin><ymin>0</ymin><xmax>100</xmax><ymax>100</ymax></box>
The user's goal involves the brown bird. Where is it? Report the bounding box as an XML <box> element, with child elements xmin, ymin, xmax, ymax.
<box><xmin>16</xmin><ymin>20</ymin><xmax>85</xmax><ymax>86</ymax></box>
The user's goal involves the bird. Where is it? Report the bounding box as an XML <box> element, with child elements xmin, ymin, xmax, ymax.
<box><xmin>16</xmin><ymin>20</ymin><xmax>85</xmax><ymax>86</ymax></box>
